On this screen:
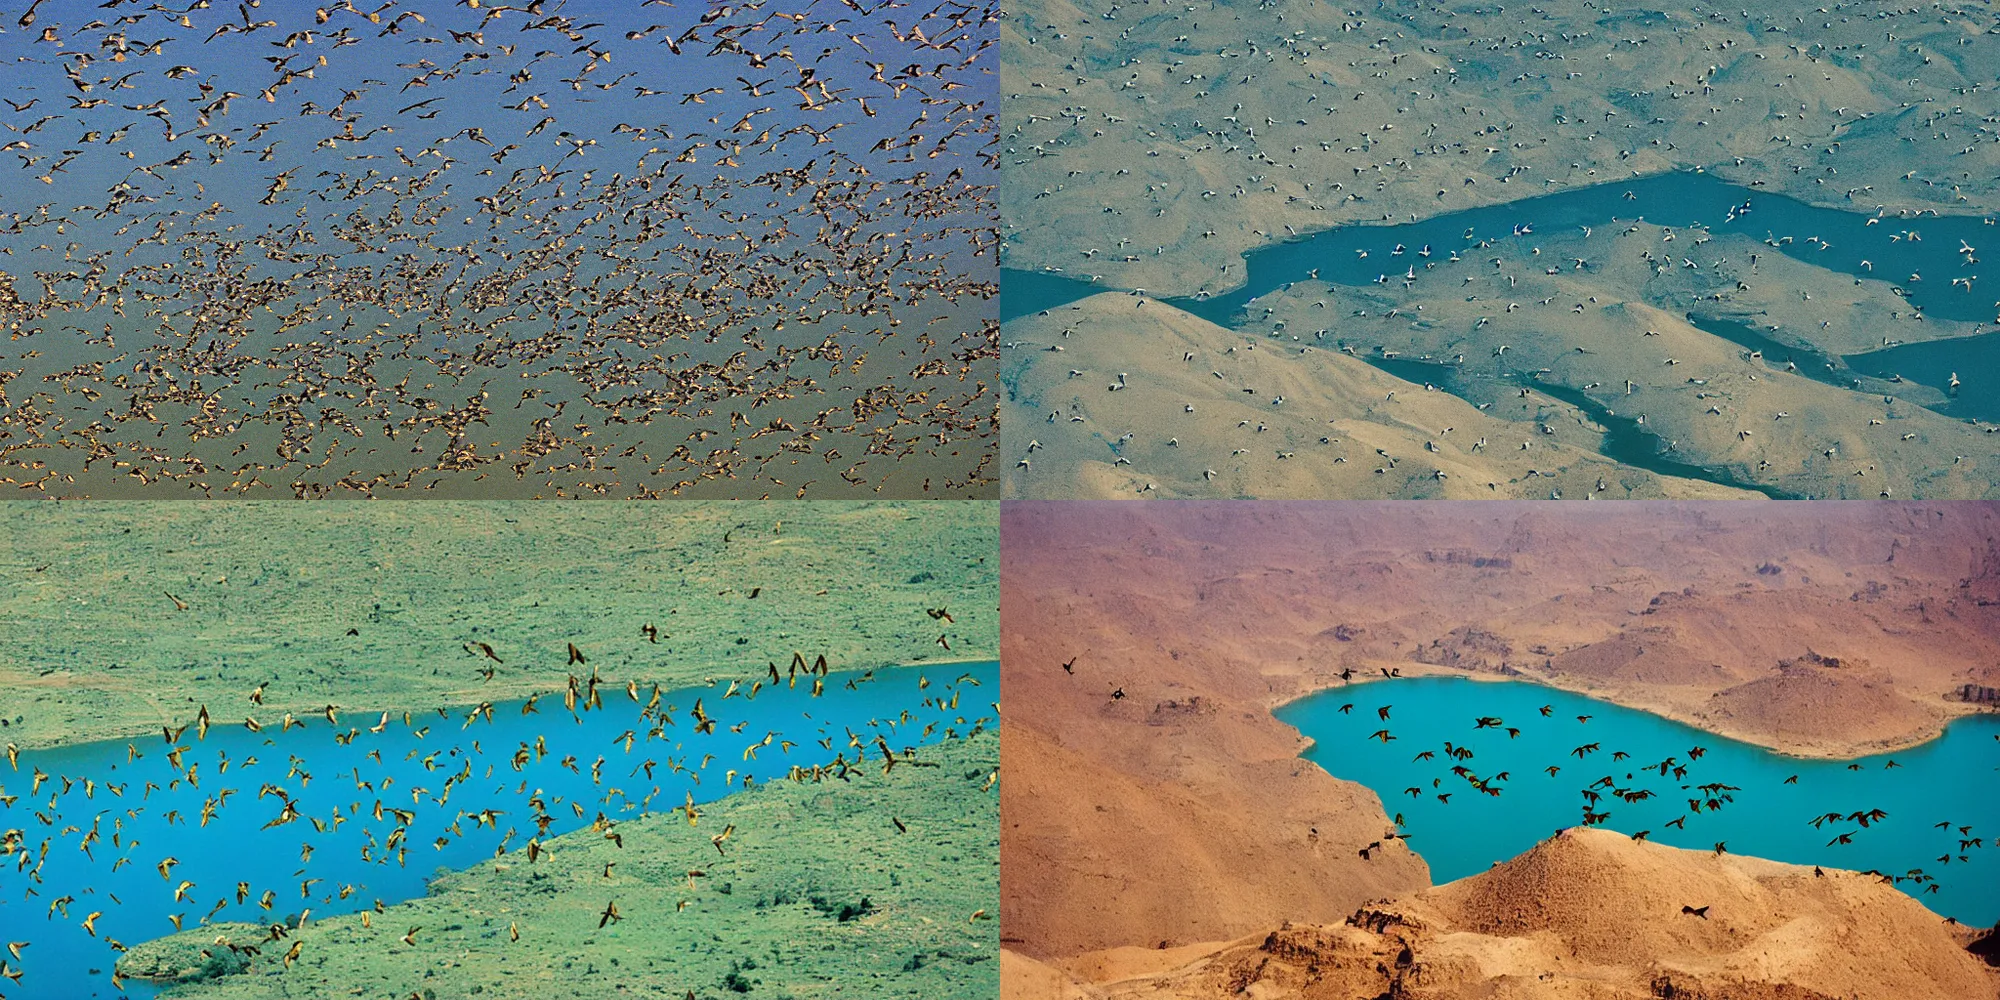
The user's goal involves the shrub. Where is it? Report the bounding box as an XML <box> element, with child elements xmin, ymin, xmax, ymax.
<box><xmin>196</xmin><ymin>951</ymin><xmax>248</xmax><ymax>980</ymax></box>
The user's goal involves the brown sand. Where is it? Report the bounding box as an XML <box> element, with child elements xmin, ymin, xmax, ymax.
<box><xmin>1000</xmin><ymin>502</ymin><xmax>2000</xmax><ymax>972</ymax></box>
<box><xmin>1003</xmin><ymin>293</ymin><xmax>1763</xmax><ymax>499</ymax></box>
<box><xmin>1007</xmin><ymin>829</ymin><xmax>2000</xmax><ymax>1000</ymax></box>
<box><xmin>1003</xmin><ymin>0</ymin><xmax>2000</xmax><ymax>300</ymax></box>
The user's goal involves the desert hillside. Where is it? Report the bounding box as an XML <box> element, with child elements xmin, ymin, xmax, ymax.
<box><xmin>1005</xmin><ymin>828</ymin><xmax>2000</xmax><ymax>1000</ymax></box>
<box><xmin>1001</xmin><ymin>502</ymin><xmax>2000</xmax><ymax>962</ymax></box>
<box><xmin>1003</xmin><ymin>293</ymin><xmax>1765</xmax><ymax>499</ymax></box>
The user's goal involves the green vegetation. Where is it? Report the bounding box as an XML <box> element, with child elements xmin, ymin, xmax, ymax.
<box><xmin>0</xmin><ymin>501</ymin><xmax>996</xmax><ymax>749</ymax></box>
<box><xmin>122</xmin><ymin>731</ymin><xmax>1001</xmax><ymax>1000</ymax></box>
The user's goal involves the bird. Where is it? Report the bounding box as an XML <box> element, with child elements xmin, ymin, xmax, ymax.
<box><xmin>0</xmin><ymin>0</ymin><xmax>999</xmax><ymax>501</ymax></box>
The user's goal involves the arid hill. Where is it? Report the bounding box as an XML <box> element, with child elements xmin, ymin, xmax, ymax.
<box><xmin>1001</xmin><ymin>502</ymin><xmax>2000</xmax><ymax>970</ymax></box>
<box><xmin>1003</xmin><ymin>293</ymin><xmax>1763</xmax><ymax>499</ymax></box>
<box><xmin>1004</xmin><ymin>829</ymin><xmax>2000</xmax><ymax>1000</ymax></box>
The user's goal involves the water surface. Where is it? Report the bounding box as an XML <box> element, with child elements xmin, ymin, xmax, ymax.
<box><xmin>1355</xmin><ymin>356</ymin><xmax>1796</xmax><ymax>498</ymax></box>
<box><xmin>1004</xmin><ymin>171</ymin><xmax>2000</xmax><ymax>415</ymax></box>
<box><xmin>0</xmin><ymin>662</ymin><xmax>996</xmax><ymax>999</ymax></box>
<box><xmin>1277</xmin><ymin>677</ymin><xmax>2000</xmax><ymax>925</ymax></box>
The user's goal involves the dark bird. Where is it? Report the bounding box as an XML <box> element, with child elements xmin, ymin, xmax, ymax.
<box><xmin>1681</xmin><ymin>905</ymin><xmax>1709</xmax><ymax>918</ymax></box>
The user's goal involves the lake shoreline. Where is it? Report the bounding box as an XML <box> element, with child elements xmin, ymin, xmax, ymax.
<box><xmin>1006</xmin><ymin>162</ymin><xmax>1998</xmax><ymax>304</ymax></box>
<box><xmin>1</xmin><ymin>652</ymin><xmax>1002</xmax><ymax>755</ymax></box>
<box><xmin>1265</xmin><ymin>658</ymin><xmax>1994</xmax><ymax>763</ymax></box>
<box><xmin>1274</xmin><ymin>674</ymin><xmax>2000</xmax><ymax>926</ymax></box>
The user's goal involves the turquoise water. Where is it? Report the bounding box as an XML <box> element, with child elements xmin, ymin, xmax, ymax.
<box><xmin>1276</xmin><ymin>677</ymin><xmax>2000</xmax><ymax>925</ymax></box>
<box><xmin>1004</xmin><ymin>170</ymin><xmax>2000</xmax><ymax>417</ymax></box>
<box><xmin>1002</xmin><ymin>270</ymin><xmax>1108</xmax><ymax>323</ymax></box>
<box><xmin>1848</xmin><ymin>336</ymin><xmax>2000</xmax><ymax>423</ymax></box>
<box><xmin>1355</xmin><ymin>356</ymin><xmax>1796</xmax><ymax>498</ymax></box>
<box><xmin>0</xmin><ymin>662</ymin><xmax>996</xmax><ymax>1000</ymax></box>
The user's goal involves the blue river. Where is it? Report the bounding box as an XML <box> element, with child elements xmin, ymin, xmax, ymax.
<box><xmin>0</xmin><ymin>661</ymin><xmax>997</xmax><ymax>1000</ymax></box>
<box><xmin>1005</xmin><ymin>170</ymin><xmax>2000</xmax><ymax>421</ymax></box>
<box><xmin>1276</xmin><ymin>677</ymin><xmax>2000</xmax><ymax>926</ymax></box>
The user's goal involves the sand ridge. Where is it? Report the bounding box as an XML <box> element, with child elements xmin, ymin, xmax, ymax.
<box><xmin>1007</xmin><ymin>829</ymin><xmax>2000</xmax><ymax>1000</ymax></box>
<box><xmin>1003</xmin><ymin>292</ymin><xmax>1764</xmax><ymax>498</ymax></box>
<box><xmin>1000</xmin><ymin>502</ymin><xmax>2000</xmax><ymax>975</ymax></box>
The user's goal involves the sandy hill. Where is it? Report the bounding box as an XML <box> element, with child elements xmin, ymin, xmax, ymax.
<box><xmin>1003</xmin><ymin>292</ymin><xmax>1763</xmax><ymax>499</ymax></box>
<box><xmin>1003</xmin><ymin>0</ymin><xmax>2000</xmax><ymax>299</ymax></box>
<box><xmin>1000</xmin><ymin>502</ymin><xmax>2000</xmax><ymax>965</ymax></box>
<box><xmin>1239</xmin><ymin>257</ymin><xmax>2000</xmax><ymax>499</ymax></box>
<box><xmin>1003</xmin><ymin>0</ymin><xmax>2000</xmax><ymax>500</ymax></box>
<box><xmin>1007</xmin><ymin>829</ymin><xmax>2000</xmax><ymax>1000</ymax></box>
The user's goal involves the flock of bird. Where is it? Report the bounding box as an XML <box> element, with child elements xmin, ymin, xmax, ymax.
<box><xmin>0</xmin><ymin>598</ymin><xmax>994</xmax><ymax>996</ymax></box>
<box><xmin>1004</xmin><ymin>0</ymin><xmax>2000</xmax><ymax>285</ymax></box>
<box><xmin>1010</xmin><ymin>201</ymin><xmax>2000</xmax><ymax>496</ymax></box>
<box><xmin>1054</xmin><ymin>650</ymin><xmax>1993</xmax><ymax>926</ymax></box>
<box><xmin>1000</xmin><ymin>0</ymin><xmax>2000</xmax><ymax>497</ymax></box>
<box><xmin>1331</xmin><ymin>688</ymin><xmax>1994</xmax><ymax>915</ymax></box>
<box><xmin>0</xmin><ymin>0</ymin><xmax>999</xmax><ymax>498</ymax></box>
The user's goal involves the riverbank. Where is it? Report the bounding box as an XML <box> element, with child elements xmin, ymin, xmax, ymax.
<box><xmin>1002</xmin><ymin>0</ymin><xmax>2000</xmax><ymax>302</ymax></box>
<box><xmin>0</xmin><ymin>502</ymin><xmax>998</xmax><ymax>751</ymax></box>
<box><xmin>1000</xmin><ymin>292</ymin><xmax>1765</xmax><ymax>501</ymax></box>
<box><xmin>1267</xmin><ymin>659</ymin><xmax>1995</xmax><ymax>762</ymax></box>
<box><xmin>121</xmin><ymin>730</ymin><xmax>1000</xmax><ymax>999</ymax></box>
